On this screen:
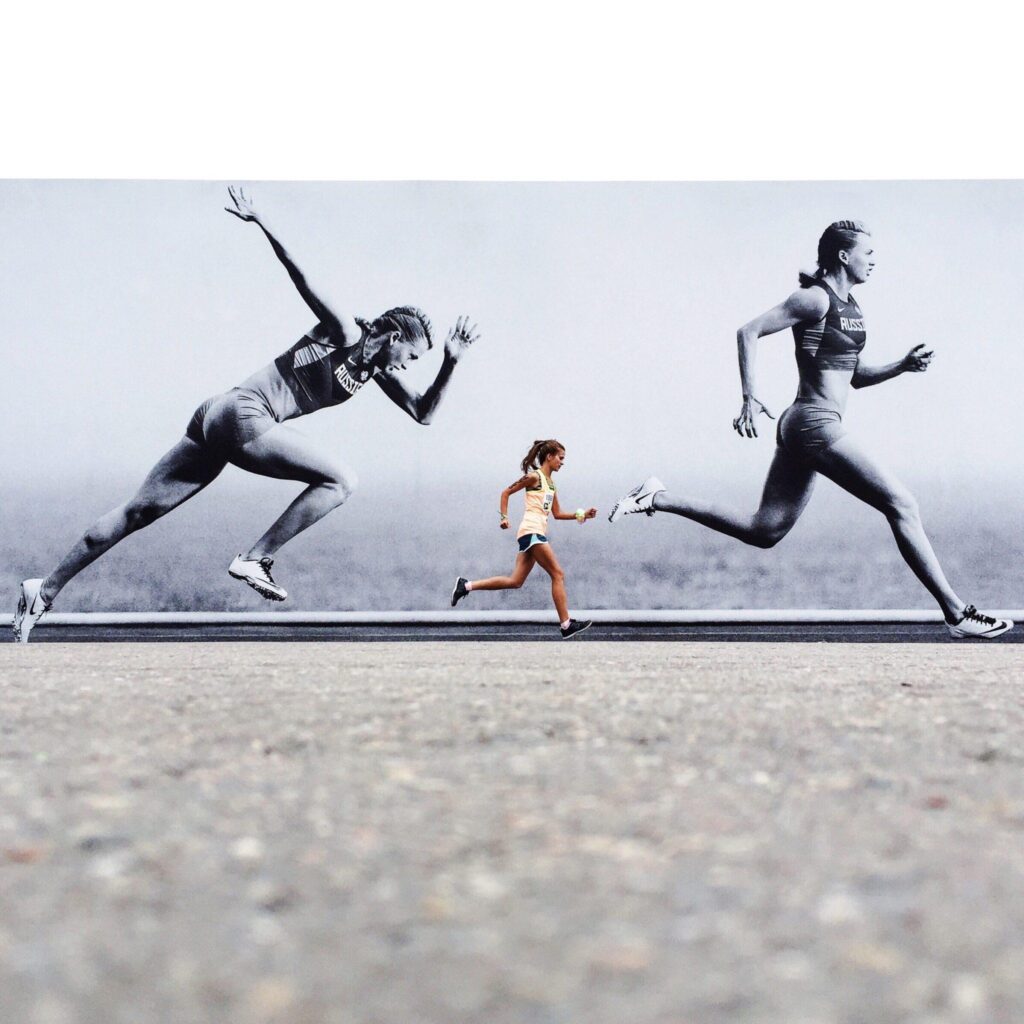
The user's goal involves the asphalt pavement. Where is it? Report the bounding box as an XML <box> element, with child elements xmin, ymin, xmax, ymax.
<box><xmin>2</xmin><ymin>642</ymin><xmax>1023</xmax><ymax>1023</ymax></box>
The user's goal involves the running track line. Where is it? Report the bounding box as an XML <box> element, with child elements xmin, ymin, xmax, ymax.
<box><xmin>4</xmin><ymin>609</ymin><xmax>1022</xmax><ymax>625</ymax></box>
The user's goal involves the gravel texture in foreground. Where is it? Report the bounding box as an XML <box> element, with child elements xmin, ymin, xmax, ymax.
<box><xmin>2</xmin><ymin>642</ymin><xmax>1023</xmax><ymax>1024</ymax></box>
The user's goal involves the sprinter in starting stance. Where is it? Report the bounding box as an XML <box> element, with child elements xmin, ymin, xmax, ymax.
<box><xmin>14</xmin><ymin>186</ymin><xmax>480</xmax><ymax>642</ymax></box>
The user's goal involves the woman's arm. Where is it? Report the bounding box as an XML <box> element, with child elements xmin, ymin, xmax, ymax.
<box><xmin>225</xmin><ymin>186</ymin><xmax>359</xmax><ymax>344</ymax></box>
<box><xmin>375</xmin><ymin>317</ymin><xmax>480</xmax><ymax>424</ymax></box>
<box><xmin>852</xmin><ymin>344</ymin><xmax>934</xmax><ymax>388</ymax></box>
<box><xmin>499</xmin><ymin>473</ymin><xmax>536</xmax><ymax>529</ymax></box>
<box><xmin>551</xmin><ymin>495</ymin><xmax>598</xmax><ymax>521</ymax></box>
<box><xmin>733</xmin><ymin>288</ymin><xmax>829</xmax><ymax>437</ymax></box>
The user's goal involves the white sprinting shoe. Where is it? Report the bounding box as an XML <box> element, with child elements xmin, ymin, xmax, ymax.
<box><xmin>946</xmin><ymin>606</ymin><xmax>1013</xmax><ymax>640</ymax></box>
<box><xmin>228</xmin><ymin>555</ymin><xmax>287</xmax><ymax>602</ymax></box>
<box><xmin>608</xmin><ymin>476</ymin><xmax>666</xmax><ymax>523</ymax></box>
<box><xmin>13</xmin><ymin>578</ymin><xmax>51</xmax><ymax>643</ymax></box>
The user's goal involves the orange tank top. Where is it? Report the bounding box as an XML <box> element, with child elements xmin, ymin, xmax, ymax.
<box><xmin>517</xmin><ymin>468</ymin><xmax>556</xmax><ymax>538</ymax></box>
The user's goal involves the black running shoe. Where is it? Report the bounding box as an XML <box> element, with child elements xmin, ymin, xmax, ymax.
<box><xmin>560</xmin><ymin>618</ymin><xmax>592</xmax><ymax>640</ymax></box>
<box><xmin>451</xmin><ymin>576</ymin><xmax>470</xmax><ymax>607</ymax></box>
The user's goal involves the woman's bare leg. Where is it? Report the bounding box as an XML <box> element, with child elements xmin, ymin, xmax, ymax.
<box><xmin>652</xmin><ymin>446</ymin><xmax>818</xmax><ymax>548</ymax></box>
<box><xmin>228</xmin><ymin>425</ymin><xmax>358</xmax><ymax>558</ymax></box>
<box><xmin>531</xmin><ymin>543</ymin><xmax>570</xmax><ymax>622</ymax></box>
<box><xmin>813</xmin><ymin>435</ymin><xmax>964</xmax><ymax>621</ymax></box>
<box><xmin>469</xmin><ymin>551</ymin><xmax>536</xmax><ymax>592</ymax></box>
<box><xmin>41</xmin><ymin>437</ymin><xmax>226</xmax><ymax>603</ymax></box>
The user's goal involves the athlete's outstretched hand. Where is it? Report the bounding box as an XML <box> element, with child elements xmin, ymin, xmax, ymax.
<box><xmin>733</xmin><ymin>395</ymin><xmax>775</xmax><ymax>438</ymax></box>
<box><xmin>444</xmin><ymin>316</ymin><xmax>480</xmax><ymax>362</ymax></box>
<box><xmin>224</xmin><ymin>185</ymin><xmax>260</xmax><ymax>223</ymax></box>
<box><xmin>582</xmin><ymin>507</ymin><xmax>598</xmax><ymax>521</ymax></box>
<box><xmin>901</xmin><ymin>344</ymin><xmax>934</xmax><ymax>373</ymax></box>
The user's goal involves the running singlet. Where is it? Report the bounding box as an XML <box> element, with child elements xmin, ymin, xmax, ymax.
<box><xmin>186</xmin><ymin>323</ymin><xmax>377</xmax><ymax>455</ymax></box>
<box><xmin>792</xmin><ymin>281</ymin><xmax>866</xmax><ymax>377</ymax></box>
<box><xmin>517</xmin><ymin>469</ymin><xmax>556</xmax><ymax>539</ymax></box>
<box><xmin>271</xmin><ymin>324</ymin><xmax>374</xmax><ymax>416</ymax></box>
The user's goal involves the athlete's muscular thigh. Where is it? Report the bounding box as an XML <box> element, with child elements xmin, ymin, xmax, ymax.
<box><xmin>813</xmin><ymin>434</ymin><xmax>914</xmax><ymax>515</ymax></box>
<box><xmin>511</xmin><ymin>550</ymin><xmax>536</xmax><ymax>585</ymax></box>
<box><xmin>119</xmin><ymin>437</ymin><xmax>226</xmax><ymax>528</ymax></box>
<box><xmin>754</xmin><ymin>446</ymin><xmax>817</xmax><ymax>531</ymax></box>
<box><xmin>531</xmin><ymin>543</ymin><xmax>565</xmax><ymax>579</ymax></box>
<box><xmin>134</xmin><ymin>437</ymin><xmax>226</xmax><ymax>503</ymax></box>
<box><xmin>230</xmin><ymin>424</ymin><xmax>354</xmax><ymax>487</ymax></box>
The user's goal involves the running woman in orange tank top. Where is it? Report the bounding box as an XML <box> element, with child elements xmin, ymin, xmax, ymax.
<box><xmin>451</xmin><ymin>440</ymin><xmax>598</xmax><ymax>639</ymax></box>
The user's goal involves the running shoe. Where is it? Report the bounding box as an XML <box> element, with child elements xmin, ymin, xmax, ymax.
<box><xmin>13</xmin><ymin>578</ymin><xmax>50</xmax><ymax>644</ymax></box>
<box><xmin>451</xmin><ymin>576</ymin><xmax>470</xmax><ymax>607</ymax></box>
<box><xmin>608</xmin><ymin>476</ymin><xmax>665</xmax><ymax>522</ymax></box>
<box><xmin>560</xmin><ymin>618</ymin><xmax>593</xmax><ymax>640</ymax></box>
<box><xmin>228</xmin><ymin>555</ymin><xmax>287</xmax><ymax>602</ymax></box>
<box><xmin>946</xmin><ymin>605</ymin><xmax>1013</xmax><ymax>639</ymax></box>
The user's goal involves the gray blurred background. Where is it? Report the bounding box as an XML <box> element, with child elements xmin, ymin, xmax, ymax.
<box><xmin>2</xmin><ymin>180</ymin><xmax>1021</xmax><ymax>611</ymax></box>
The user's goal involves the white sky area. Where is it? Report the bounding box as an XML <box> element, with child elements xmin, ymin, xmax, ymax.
<box><xmin>3</xmin><ymin>180</ymin><xmax>1023</xmax><ymax>497</ymax></box>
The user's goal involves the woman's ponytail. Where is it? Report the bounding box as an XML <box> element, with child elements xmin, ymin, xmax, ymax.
<box><xmin>521</xmin><ymin>439</ymin><xmax>564</xmax><ymax>475</ymax></box>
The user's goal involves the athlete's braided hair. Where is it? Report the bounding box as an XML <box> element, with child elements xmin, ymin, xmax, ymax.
<box><xmin>521</xmin><ymin>439</ymin><xmax>565</xmax><ymax>476</ymax></box>
<box><xmin>367</xmin><ymin>305</ymin><xmax>433</xmax><ymax>347</ymax></box>
<box><xmin>799</xmin><ymin>220</ymin><xmax>871</xmax><ymax>287</ymax></box>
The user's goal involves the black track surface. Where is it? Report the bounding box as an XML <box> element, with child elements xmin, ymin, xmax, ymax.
<box><xmin>19</xmin><ymin>622</ymin><xmax>1023</xmax><ymax>643</ymax></box>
